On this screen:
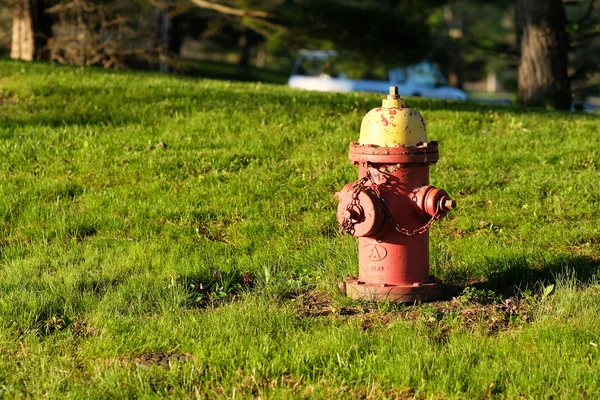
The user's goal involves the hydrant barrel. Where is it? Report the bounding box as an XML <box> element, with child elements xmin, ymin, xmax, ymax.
<box><xmin>336</xmin><ymin>87</ymin><xmax>455</xmax><ymax>303</ymax></box>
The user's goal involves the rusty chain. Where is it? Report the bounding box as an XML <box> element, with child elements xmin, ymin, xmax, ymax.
<box><xmin>339</xmin><ymin>174</ymin><xmax>370</xmax><ymax>236</ymax></box>
<box><xmin>339</xmin><ymin>163</ymin><xmax>443</xmax><ymax>237</ymax></box>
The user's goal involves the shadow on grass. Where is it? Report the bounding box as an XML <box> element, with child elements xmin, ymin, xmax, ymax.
<box><xmin>125</xmin><ymin>56</ymin><xmax>290</xmax><ymax>85</ymax></box>
<box><xmin>441</xmin><ymin>254</ymin><xmax>600</xmax><ymax>300</ymax></box>
<box><xmin>3</xmin><ymin>82</ymin><xmax>300</xmax><ymax>128</ymax></box>
<box><xmin>6</xmin><ymin>61</ymin><xmax>593</xmax><ymax>130</ymax></box>
<box><xmin>486</xmin><ymin>254</ymin><xmax>599</xmax><ymax>291</ymax></box>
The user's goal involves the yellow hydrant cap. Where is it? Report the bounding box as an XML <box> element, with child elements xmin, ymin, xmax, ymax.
<box><xmin>359</xmin><ymin>86</ymin><xmax>427</xmax><ymax>147</ymax></box>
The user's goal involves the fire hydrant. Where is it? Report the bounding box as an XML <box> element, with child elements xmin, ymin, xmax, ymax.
<box><xmin>335</xmin><ymin>87</ymin><xmax>455</xmax><ymax>302</ymax></box>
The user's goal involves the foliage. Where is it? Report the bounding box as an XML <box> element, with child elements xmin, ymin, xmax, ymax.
<box><xmin>4</xmin><ymin>0</ymin><xmax>599</xmax><ymax>96</ymax></box>
<box><xmin>189</xmin><ymin>0</ymin><xmax>447</xmax><ymax>67</ymax></box>
<box><xmin>427</xmin><ymin>1</ymin><xmax>516</xmax><ymax>84</ymax></box>
<box><xmin>565</xmin><ymin>0</ymin><xmax>600</xmax><ymax>97</ymax></box>
<box><xmin>46</xmin><ymin>0</ymin><xmax>149</xmax><ymax>68</ymax></box>
<box><xmin>458</xmin><ymin>287</ymin><xmax>504</xmax><ymax>304</ymax></box>
<box><xmin>1</xmin><ymin>60</ymin><xmax>600</xmax><ymax>397</ymax></box>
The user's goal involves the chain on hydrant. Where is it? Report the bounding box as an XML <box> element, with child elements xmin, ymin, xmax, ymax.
<box><xmin>335</xmin><ymin>86</ymin><xmax>456</xmax><ymax>302</ymax></box>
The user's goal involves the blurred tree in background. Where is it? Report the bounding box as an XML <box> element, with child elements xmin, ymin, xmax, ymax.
<box><xmin>427</xmin><ymin>0</ymin><xmax>515</xmax><ymax>89</ymax></box>
<box><xmin>186</xmin><ymin>0</ymin><xmax>446</xmax><ymax>76</ymax></box>
<box><xmin>45</xmin><ymin>0</ymin><xmax>153</xmax><ymax>68</ymax></box>
<box><xmin>565</xmin><ymin>0</ymin><xmax>600</xmax><ymax>101</ymax></box>
<box><xmin>516</xmin><ymin>0</ymin><xmax>571</xmax><ymax>109</ymax></box>
<box><xmin>10</xmin><ymin>0</ymin><xmax>53</xmax><ymax>60</ymax></box>
<box><xmin>1</xmin><ymin>0</ymin><xmax>599</xmax><ymax>105</ymax></box>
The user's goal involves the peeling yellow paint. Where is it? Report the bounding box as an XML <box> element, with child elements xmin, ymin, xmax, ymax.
<box><xmin>359</xmin><ymin>87</ymin><xmax>427</xmax><ymax>147</ymax></box>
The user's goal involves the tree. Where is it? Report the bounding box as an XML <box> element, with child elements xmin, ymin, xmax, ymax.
<box><xmin>565</xmin><ymin>0</ymin><xmax>600</xmax><ymax>101</ymax></box>
<box><xmin>427</xmin><ymin>1</ymin><xmax>516</xmax><ymax>89</ymax></box>
<box><xmin>157</xmin><ymin>0</ymin><xmax>176</xmax><ymax>73</ymax></box>
<box><xmin>188</xmin><ymin>0</ymin><xmax>445</xmax><ymax>70</ymax></box>
<box><xmin>44</xmin><ymin>0</ymin><xmax>153</xmax><ymax>69</ymax></box>
<box><xmin>516</xmin><ymin>0</ymin><xmax>571</xmax><ymax>109</ymax></box>
<box><xmin>10</xmin><ymin>0</ymin><xmax>53</xmax><ymax>60</ymax></box>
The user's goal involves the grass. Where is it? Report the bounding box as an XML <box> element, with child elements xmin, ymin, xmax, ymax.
<box><xmin>0</xmin><ymin>58</ymin><xmax>599</xmax><ymax>398</ymax></box>
<box><xmin>174</xmin><ymin>58</ymin><xmax>290</xmax><ymax>85</ymax></box>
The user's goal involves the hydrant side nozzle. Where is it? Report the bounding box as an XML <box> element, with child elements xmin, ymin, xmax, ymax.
<box><xmin>336</xmin><ymin>188</ymin><xmax>385</xmax><ymax>238</ymax></box>
<box><xmin>412</xmin><ymin>186</ymin><xmax>455</xmax><ymax>217</ymax></box>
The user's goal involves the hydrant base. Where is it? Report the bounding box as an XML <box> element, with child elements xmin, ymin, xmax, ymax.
<box><xmin>345</xmin><ymin>278</ymin><xmax>441</xmax><ymax>303</ymax></box>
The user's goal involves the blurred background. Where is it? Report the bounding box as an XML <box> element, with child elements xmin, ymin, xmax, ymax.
<box><xmin>1</xmin><ymin>0</ymin><xmax>599</xmax><ymax>109</ymax></box>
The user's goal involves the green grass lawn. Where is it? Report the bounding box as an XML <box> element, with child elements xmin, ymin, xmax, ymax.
<box><xmin>1</xmin><ymin>59</ymin><xmax>599</xmax><ymax>399</ymax></box>
<box><xmin>174</xmin><ymin>58</ymin><xmax>290</xmax><ymax>85</ymax></box>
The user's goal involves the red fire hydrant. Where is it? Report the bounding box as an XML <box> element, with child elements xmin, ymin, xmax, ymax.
<box><xmin>336</xmin><ymin>87</ymin><xmax>455</xmax><ymax>302</ymax></box>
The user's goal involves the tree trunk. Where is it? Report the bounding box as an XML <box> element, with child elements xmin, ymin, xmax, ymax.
<box><xmin>516</xmin><ymin>0</ymin><xmax>571</xmax><ymax>109</ymax></box>
<box><xmin>168</xmin><ymin>14</ymin><xmax>185</xmax><ymax>57</ymax></box>
<box><xmin>255</xmin><ymin>42</ymin><xmax>266</xmax><ymax>69</ymax></box>
<box><xmin>237</xmin><ymin>29</ymin><xmax>251</xmax><ymax>77</ymax></box>
<box><xmin>11</xmin><ymin>0</ymin><xmax>52</xmax><ymax>61</ymax></box>
<box><xmin>447</xmin><ymin>47</ymin><xmax>464</xmax><ymax>89</ymax></box>
<box><xmin>158</xmin><ymin>4</ymin><xmax>172</xmax><ymax>73</ymax></box>
<box><xmin>11</xmin><ymin>0</ymin><xmax>34</xmax><ymax>60</ymax></box>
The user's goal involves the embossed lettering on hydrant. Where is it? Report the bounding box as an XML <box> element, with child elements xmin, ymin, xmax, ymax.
<box><xmin>364</xmin><ymin>244</ymin><xmax>387</xmax><ymax>261</ymax></box>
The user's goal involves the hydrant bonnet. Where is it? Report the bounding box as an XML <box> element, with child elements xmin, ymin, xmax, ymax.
<box><xmin>359</xmin><ymin>87</ymin><xmax>427</xmax><ymax>147</ymax></box>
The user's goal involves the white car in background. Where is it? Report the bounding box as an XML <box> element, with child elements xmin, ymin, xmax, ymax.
<box><xmin>287</xmin><ymin>50</ymin><xmax>468</xmax><ymax>101</ymax></box>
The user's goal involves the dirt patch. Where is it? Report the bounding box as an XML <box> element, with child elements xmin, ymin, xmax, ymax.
<box><xmin>195</xmin><ymin>220</ymin><xmax>230</xmax><ymax>243</ymax></box>
<box><xmin>33</xmin><ymin>316</ymin><xmax>97</xmax><ymax>338</ymax></box>
<box><xmin>70</xmin><ymin>225</ymin><xmax>98</xmax><ymax>241</ymax></box>
<box><xmin>291</xmin><ymin>291</ymin><xmax>343</xmax><ymax>317</ymax></box>
<box><xmin>132</xmin><ymin>352</ymin><xmax>193</xmax><ymax>368</ymax></box>
<box><xmin>416</xmin><ymin>296</ymin><xmax>534</xmax><ymax>334</ymax></box>
<box><xmin>290</xmin><ymin>288</ymin><xmax>536</xmax><ymax>335</ymax></box>
<box><xmin>568</xmin><ymin>241</ymin><xmax>600</xmax><ymax>260</ymax></box>
<box><xmin>105</xmin><ymin>352</ymin><xmax>194</xmax><ymax>369</ymax></box>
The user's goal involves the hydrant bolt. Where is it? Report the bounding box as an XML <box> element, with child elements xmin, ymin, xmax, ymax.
<box><xmin>335</xmin><ymin>86</ymin><xmax>455</xmax><ymax>303</ymax></box>
<box><xmin>444</xmin><ymin>199</ymin><xmax>456</xmax><ymax>210</ymax></box>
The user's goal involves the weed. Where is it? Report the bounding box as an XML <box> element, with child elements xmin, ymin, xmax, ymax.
<box><xmin>458</xmin><ymin>286</ymin><xmax>504</xmax><ymax>304</ymax></box>
<box><xmin>180</xmin><ymin>270</ymin><xmax>252</xmax><ymax>308</ymax></box>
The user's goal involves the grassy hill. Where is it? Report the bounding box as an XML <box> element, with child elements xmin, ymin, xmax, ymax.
<box><xmin>1</xmin><ymin>59</ymin><xmax>599</xmax><ymax>398</ymax></box>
